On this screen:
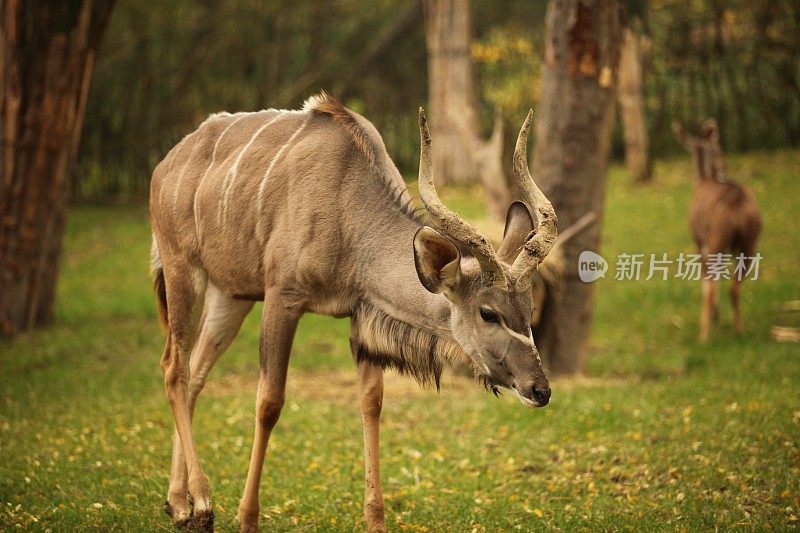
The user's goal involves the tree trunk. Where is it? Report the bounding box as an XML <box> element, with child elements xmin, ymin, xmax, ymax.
<box><xmin>532</xmin><ymin>0</ymin><xmax>623</xmax><ymax>375</ymax></box>
<box><xmin>423</xmin><ymin>0</ymin><xmax>479</xmax><ymax>185</ymax></box>
<box><xmin>0</xmin><ymin>0</ymin><xmax>114</xmax><ymax>337</ymax></box>
<box><xmin>424</xmin><ymin>0</ymin><xmax>513</xmax><ymax>217</ymax></box>
<box><xmin>457</xmin><ymin>108</ymin><xmax>514</xmax><ymax>220</ymax></box>
<box><xmin>617</xmin><ymin>26</ymin><xmax>652</xmax><ymax>183</ymax></box>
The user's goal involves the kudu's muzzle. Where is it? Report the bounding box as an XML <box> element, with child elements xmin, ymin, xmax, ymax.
<box><xmin>502</xmin><ymin>336</ymin><xmax>551</xmax><ymax>408</ymax></box>
<box><xmin>515</xmin><ymin>380</ymin><xmax>551</xmax><ymax>406</ymax></box>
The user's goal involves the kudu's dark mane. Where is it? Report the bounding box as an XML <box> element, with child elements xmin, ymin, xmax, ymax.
<box><xmin>305</xmin><ymin>91</ymin><xmax>420</xmax><ymax>222</ymax></box>
<box><xmin>350</xmin><ymin>301</ymin><xmax>471</xmax><ymax>389</ymax></box>
<box><xmin>306</xmin><ymin>91</ymin><xmax>378</xmax><ymax>167</ymax></box>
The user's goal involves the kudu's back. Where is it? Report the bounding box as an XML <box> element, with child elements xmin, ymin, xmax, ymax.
<box><xmin>149</xmin><ymin>96</ymin><xmax>410</xmax><ymax>307</ymax></box>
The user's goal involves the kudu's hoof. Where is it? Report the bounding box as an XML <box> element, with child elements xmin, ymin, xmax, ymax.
<box><xmin>185</xmin><ymin>509</ymin><xmax>214</xmax><ymax>532</ymax></box>
<box><xmin>237</xmin><ymin>516</ymin><xmax>259</xmax><ymax>533</ymax></box>
<box><xmin>165</xmin><ymin>500</ymin><xmax>213</xmax><ymax>531</ymax></box>
<box><xmin>165</xmin><ymin>499</ymin><xmax>194</xmax><ymax>528</ymax></box>
<box><xmin>238</xmin><ymin>520</ymin><xmax>259</xmax><ymax>533</ymax></box>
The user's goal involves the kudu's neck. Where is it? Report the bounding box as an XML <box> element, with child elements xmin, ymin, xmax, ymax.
<box><xmin>359</xmin><ymin>210</ymin><xmax>451</xmax><ymax>332</ymax></box>
<box><xmin>347</xmin><ymin>197</ymin><xmax>467</xmax><ymax>388</ymax></box>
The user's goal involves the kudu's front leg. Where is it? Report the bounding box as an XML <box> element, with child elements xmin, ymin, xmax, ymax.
<box><xmin>237</xmin><ymin>289</ymin><xmax>300</xmax><ymax>533</ymax></box>
<box><xmin>357</xmin><ymin>357</ymin><xmax>387</xmax><ymax>533</ymax></box>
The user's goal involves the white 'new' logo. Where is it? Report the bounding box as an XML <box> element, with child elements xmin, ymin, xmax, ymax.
<box><xmin>578</xmin><ymin>251</ymin><xmax>608</xmax><ymax>283</ymax></box>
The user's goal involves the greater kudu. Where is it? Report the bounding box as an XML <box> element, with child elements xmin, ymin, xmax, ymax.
<box><xmin>673</xmin><ymin>119</ymin><xmax>762</xmax><ymax>342</ymax></box>
<box><xmin>150</xmin><ymin>93</ymin><xmax>557</xmax><ymax>532</ymax></box>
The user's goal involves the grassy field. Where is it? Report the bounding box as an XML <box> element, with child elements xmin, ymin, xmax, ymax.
<box><xmin>1</xmin><ymin>150</ymin><xmax>799</xmax><ymax>532</ymax></box>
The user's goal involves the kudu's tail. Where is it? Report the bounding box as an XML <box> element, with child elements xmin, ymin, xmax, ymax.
<box><xmin>151</xmin><ymin>237</ymin><xmax>173</xmax><ymax>371</ymax></box>
<box><xmin>151</xmin><ymin>237</ymin><xmax>169</xmax><ymax>330</ymax></box>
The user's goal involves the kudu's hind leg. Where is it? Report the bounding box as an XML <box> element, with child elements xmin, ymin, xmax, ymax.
<box><xmin>160</xmin><ymin>262</ymin><xmax>215</xmax><ymax>531</ymax></box>
<box><xmin>357</xmin><ymin>357</ymin><xmax>387</xmax><ymax>533</ymax></box>
<box><xmin>166</xmin><ymin>284</ymin><xmax>254</xmax><ymax>525</ymax></box>
<box><xmin>237</xmin><ymin>289</ymin><xmax>300</xmax><ymax>533</ymax></box>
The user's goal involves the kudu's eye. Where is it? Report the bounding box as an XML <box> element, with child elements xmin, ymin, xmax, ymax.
<box><xmin>479</xmin><ymin>307</ymin><xmax>500</xmax><ymax>325</ymax></box>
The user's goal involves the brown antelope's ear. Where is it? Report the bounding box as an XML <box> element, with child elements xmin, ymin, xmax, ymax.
<box><xmin>672</xmin><ymin>121</ymin><xmax>688</xmax><ymax>145</ymax></box>
<box><xmin>413</xmin><ymin>226</ymin><xmax>461</xmax><ymax>294</ymax></box>
<box><xmin>497</xmin><ymin>201</ymin><xmax>534</xmax><ymax>264</ymax></box>
<box><xmin>702</xmin><ymin>118</ymin><xmax>719</xmax><ymax>141</ymax></box>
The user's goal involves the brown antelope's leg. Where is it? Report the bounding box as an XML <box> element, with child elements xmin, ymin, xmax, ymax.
<box><xmin>711</xmin><ymin>290</ymin><xmax>720</xmax><ymax>324</ymax></box>
<box><xmin>711</xmin><ymin>272</ymin><xmax>721</xmax><ymax>324</ymax></box>
<box><xmin>160</xmin><ymin>263</ymin><xmax>215</xmax><ymax>531</ymax></box>
<box><xmin>700</xmin><ymin>278</ymin><xmax>716</xmax><ymax>343</ymax></box>
<box><xmin>237</xmin><ymin>289</ymin><xmax>300</xmax><ymax>533</ymax></box>
<box><xmin>357</xmin><ymin>357</ymin><xmax>387</xmax><ymax>533</ymax></box>
<box><xmin>730</xmin><ymin>276</ymin><xmax>743</xmax><ymax>334</ymax></box>
<box><xmin>167</xmin><ymin>285</ymin><xmax>253</xmax><ymax>524</ymax></box>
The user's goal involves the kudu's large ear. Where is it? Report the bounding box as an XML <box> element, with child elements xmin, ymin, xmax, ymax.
<box><xmin>413</xmin><ymin>227</ymin><xmax>461</xmax><ymax>294</ymax></box>
<box><xmin>497</xmin><ymin>201</ymin><xmax>534</xmax><ymax>264</ymax></box>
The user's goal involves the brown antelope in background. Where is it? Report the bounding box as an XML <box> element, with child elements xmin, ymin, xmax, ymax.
<box><xmin>149</xmin><ymin>92</ymin><xmax>557</xmax><ymax>532</ymax></box>
<box><xmin>673</xmin><ymin>119</ymin><xmax>762</xmax><ymax>342</ymax></box>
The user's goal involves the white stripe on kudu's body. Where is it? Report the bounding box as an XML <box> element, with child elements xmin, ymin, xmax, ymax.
<box><xmin>255</xmin><ymin>114</ymin><xmax>312</xmax><ymax>220</ymax></box>
<box><xmin>157</xmin><ymin>141</ymin><xmax>183</xmax><ymax>208</ymax></box>
<box><xmin>171</xmin><ymin>131</ymin><xmax>202</xmax><ymax>210</ymax></box>
<box><xmin>149</xmin><ymin>93</ymin><xmax>558</xmax><ymax>533</ymax></box>
<box><xmin>193</xmin><ymin>113</ymin><xmax>250</xmax><ymax>241</ymax></box>
<box><xmin>219</xmin><ymin>113</ymin><xmax>286</xmax><ymax>225</ymax></box>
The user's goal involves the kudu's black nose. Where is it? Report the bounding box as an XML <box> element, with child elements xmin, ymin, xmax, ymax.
<box><xmin>532</xmin><ymin>385</ymin><xmax>551</xmax><ymax>406</ymax></box>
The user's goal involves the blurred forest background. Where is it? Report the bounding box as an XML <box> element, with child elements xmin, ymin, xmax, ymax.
<box><xmin>78</xmin><ymin>0</ymin><xmax>800</xmax><ymax>199</ymax></box>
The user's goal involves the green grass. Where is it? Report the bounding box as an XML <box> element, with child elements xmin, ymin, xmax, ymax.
<box><xmin>1</xmin><ymin>150</ymin><xmax>799</xmax><ymax>531</ymax></box>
